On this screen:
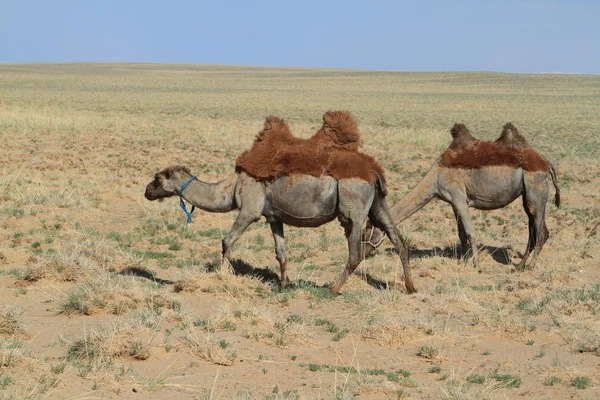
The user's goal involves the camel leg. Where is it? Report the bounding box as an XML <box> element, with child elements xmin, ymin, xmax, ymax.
<box><xmin>452</xmin><ymin>201</ymin><xmax>479</xmax><ymax>269</ymax></box>
<box><xmin>331</xmin><ymin>218</ymin><xmax>365</xmax><ymax>294</ymax></box>
<box><xmin>453</xmin><ymin>208</ymin><xmax>469</xmax><ymax>257</ymax></box>
<box><xmin>516</xmin><ymin>212</ymin><xmax>535</xmax><ymax>271</ymax></box>
<box><xmin>222</xmin><ymin>211</ymin><xmax>260</xmax><ymax>262</ymax></box>
<box><xmin>269</xmin><ymin>220</ymin><xmax>289</xmax><ymax>288</ymax></box>
<box><xmin>517</xmin><ymin>173</ymin><xmax>549</xmax><ymax>271</ymax></box>
<box><xmin>369</xmin><ymin>197</ymin><xmax>416</xmax><ymax>293</ymax></box>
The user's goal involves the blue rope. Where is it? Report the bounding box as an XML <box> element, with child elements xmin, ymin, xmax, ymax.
<box><xmin>179</xmin><ymin>176</ymin><xmax>197</xmax><ymax>224</ymax></box>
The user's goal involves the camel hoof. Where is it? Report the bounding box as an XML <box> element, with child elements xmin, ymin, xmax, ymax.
<box><xmin>279</xmin><ymin>277</ymin><xmax>290</xmax><ymax>290</ymax></box>
<box><xmin>330</xmin><ymin>284</ymin><xmax>342</xmax><ymax>295</ymax></box>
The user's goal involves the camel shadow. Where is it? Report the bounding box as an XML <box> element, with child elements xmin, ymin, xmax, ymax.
<box><xmin>355</xmin><ymin>272</ymin><xmax>396</xmax><ymax>291</ymax></box>
<box><xmin>205</xmin><ymin>258</ymin><xmax>281</xmax><ymax>286</ymax></box>
<box><xmin>119</xmin><ymin>266</ymin><xmax>175</xmax><ymax>285</ymax></box>
<box><xmin>204</xmin><ymin>259</ymin><xmax>403</xmax><ymax>294</ymax></box>
<box><xmin>381</xmin><ymin>243</ymin><xmax>512</xmax><ymax>265</ymax></box>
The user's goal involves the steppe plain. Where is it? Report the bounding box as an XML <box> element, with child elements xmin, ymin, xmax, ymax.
<box><xmin>0</xmin><ymin>64</ymin><xmax>599</xmax><ymax>399</ymax></box>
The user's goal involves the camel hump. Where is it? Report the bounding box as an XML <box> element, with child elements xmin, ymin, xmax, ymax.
<box><xmin>253</xmin><ymin>115</ymin><xmax>294</xmax><ymax>142</ymax></box>
<box><xmin>448</xmin><ymin>123</ymin><xmax>479</xmax><ymax>150</ymax></box>
<box><xmin>321</xmin><ymin>110</ymin><xmax>361</xmax><ymax>146</ymax></box>
<box><xmin>495</xmin><ymin>122</ymin><xmax>530</xmax><ymax>149</ymax></box>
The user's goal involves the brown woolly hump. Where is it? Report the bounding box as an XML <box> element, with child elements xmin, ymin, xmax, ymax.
<box><xmin>448</xmin><ymin>123</ymin><xmax>480</xmax><ymax>151</ymax></box>
<box><xmin>440</xmin><ymin>141</ymin><xmax>548</xmax><ymax>172</ymax></box>
<box><xmin>255</xmin><ymin>116</ymin><xmax>293</xmax><ymax>141</ymax></box>
<box><xmin>495</xmin><ymin>122</ymin><xmax>530</xmax><ymax>149</ymax></box>
<box><xmin>235</xmin><ymin>112</ymin><xmax>385</xmax><ymax>189</ymax></box>
<box><xmin>320</xmin><ymin>110</ymin><xmax>362</xmax><ymax>148</ymax></box>
<box><xmin>450</xmin><ymin>123</ymin><xmax>469</xmax><ymax>138</ymax></box>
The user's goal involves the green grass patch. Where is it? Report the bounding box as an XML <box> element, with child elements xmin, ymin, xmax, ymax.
<box><xmin>570</xmin><ymin>376</ymin><xmax>591</xmax><ymax>389</ymax></box>
<box><xmin>543</xmin><ymin>376</ymin><xmax>562</xmax><ymax>386</ymax></box>
<box><xmin>490</xmin><ymin>371</ymin><xmax>521</xmax><ymax>388</ymax></box>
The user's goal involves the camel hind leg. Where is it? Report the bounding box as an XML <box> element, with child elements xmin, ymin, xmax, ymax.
<box><xmin>517</xmin><ymin>172</ymin><xmax>549</xmax><ymax>271</ymax></box>
<box><xmin>368</xmin><ymin>194</ymin><xmax>416</xmax><ymax>293</ymax></box>
<box><xmin>331</xmin><ymin>216</ymin><xmax>366</xmax><ymax>294</ymax></box>
<box><xmin>330</xmin><ymin>181</ymin><xmax>374</xmax><ymax>294</ymax></box>
<box><xmin>268</xmin><ymin>220</ymin><xmax>289</xmax><ymax>288</ymax></box>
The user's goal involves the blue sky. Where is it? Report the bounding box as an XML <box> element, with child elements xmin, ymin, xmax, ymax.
<box><xmin>1</xmin><ymin>0</ymin><xmax>598</xmax><ymax>73</ymax></box>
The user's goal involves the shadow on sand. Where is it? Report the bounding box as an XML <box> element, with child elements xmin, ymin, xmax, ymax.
<box><xmin>206</xmin><ymin>259</ymin><xmax>392</xmax><ymax>294</ymax></box>
<box><xmin>119</xmin><ymin>265</ymin><xmax>175</xmax><ymax>285</ymax></box>
<box><xmin>379</xmin><ymin>243</ymin><xmax>513</xmax><ymax>265</ymax></box>
<box><xmin>204</xmin><ymin>258</ymin><xmax>282</xmax><ymax>286</ymax></box>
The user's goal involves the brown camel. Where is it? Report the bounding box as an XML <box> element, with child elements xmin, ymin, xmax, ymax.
<box><xmin>363</xmin><ymin>123</ymin><xmax>560</xmax><ymax>270</ymax></box>
<box><xmin>145</xmin><ymin>115</ymin><xmax>415</xmax><ymax>294</ymax></box>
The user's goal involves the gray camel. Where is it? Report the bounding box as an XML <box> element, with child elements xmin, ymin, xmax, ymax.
<box><xmin>145</xmin><ymin>166</ymin><xmax>416</xmax><ymax>294</ymax></box>
<box><xmin>363</xmin><ymin>123</ymin><xmax>560</xmax><ymax>270</ymax></box>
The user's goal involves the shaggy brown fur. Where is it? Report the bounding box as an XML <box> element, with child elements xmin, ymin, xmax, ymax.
<box><xmin>495</xmin><ymin>122</ymin><xmax>530</xmax><ymax>149</ymax></box>
<box><xmin>448</xmin><ymin>123</ymin><xmax>480</xmax><ymax>150</ymax></box>
<box><xmin>440</xmin><ymin>123</ymin><xmax>548</xmax><ymax>172</ymax></box>
<box><xmin>235</xmin><ymin>111</ymin><xmax>386</xmax><ymax>189</ymax></box>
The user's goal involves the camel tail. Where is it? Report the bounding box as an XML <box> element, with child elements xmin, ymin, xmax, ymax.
<box><xmin>548</xmin><ymin>163</ymin><xmax>560</xmax><ymax>208</ymax></box>
<box><xmin>374</xmin><ymin>171</ymin><xmax>387</xmax><ymax>197</ymax></box>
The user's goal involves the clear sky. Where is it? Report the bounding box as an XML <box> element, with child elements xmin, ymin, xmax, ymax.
<box><xmin>1</xmin><ymin>0</ymin><xmax>598</xmax><ymax>73</ymax></box>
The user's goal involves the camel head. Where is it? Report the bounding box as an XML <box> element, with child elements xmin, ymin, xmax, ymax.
<box><xmin>145</xmin><ymin>165</ymin><xmax>192</xmax><ymax>201</ymax></box>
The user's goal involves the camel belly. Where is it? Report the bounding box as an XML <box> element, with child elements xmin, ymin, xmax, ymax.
<box><xmin>466</xmin><ymin>167</ymin><xmax>523</xmax><ymax>209</ymax></box>
<box><xmin>264</xmin><ymin>175</ymin><xmax>338</xmax><ymax>227</ymax></box>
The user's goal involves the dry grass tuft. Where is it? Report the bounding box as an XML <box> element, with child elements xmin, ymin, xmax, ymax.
<box><xmin>361</xmin><ymin>318</ymin><xmax>421</xmax><ymax>347</ymax></box>
<box><xmin>0</xmin><ymin>337</ymin><xmax>25</xmax><ymax>367</ymax></box>
<box><xmin>0</xmin><ymin>307</ymin><xmax>25</xmax><ymax>336</ymax></box>
<box><xmin>58</xmin><ymin>271</ymin><xmax>179</xmax><ymax>316</ymax></box>
<box><xmin>181</xmin><ymin>319</ymin><xmax>237</xmax><ymax>366</ymax></box>
<box><xmin>66</xmin><ymin>319</ymin><xmax>157</xmax><ymax>371</ymax></box>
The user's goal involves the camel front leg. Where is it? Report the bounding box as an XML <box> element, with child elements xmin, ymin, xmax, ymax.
<box><xmin>452</xmin><ymin>202</ymin><xmax>479</xmax><ymax>269</ymax></box>
<box><xmin>331</xmin><ymin>219</ymin><xmax>365</xmax><ymax>295</ymax></box>
<box><xmin>222</xmin><ymin>211</ymin><xmax>260</xmax><ymax>262</ymax></box>
<box><xmin>269</xmin><ymin>220</ymin><xmax>289</xmax><ymax>288</ymax></box>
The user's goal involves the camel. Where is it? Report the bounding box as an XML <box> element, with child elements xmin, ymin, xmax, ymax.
<box><xmin>363</xmin><ymin>123</ymin><xmax>560</xmax><ymax>271</ymax></box>
<box><xmin>145</xmin><ymin>114</ymin><xmax>415</xmax><ymax>294</ymax></box>
<box><xmin>145</xmin><ymin>166</ymin><xmax>415</xmax><ymax>294</ymax></box>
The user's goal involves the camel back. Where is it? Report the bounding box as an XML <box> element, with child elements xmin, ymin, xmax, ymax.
<box><xmin>440</xmin><ymin>141</ymin><xmax>548</xmax><ymax>171</ymax></box>
<box><xmin>235</xmin><ymin>111</ymin><xmax>386</xmax><ymax>190</ymax></box>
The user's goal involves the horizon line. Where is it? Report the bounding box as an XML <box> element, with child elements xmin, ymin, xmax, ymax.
<box><xmin>0</xmin><ymin>61</ymin><xmax>597</xmax><ymax>76</ymax></box>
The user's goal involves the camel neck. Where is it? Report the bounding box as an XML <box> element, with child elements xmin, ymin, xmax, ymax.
<box><xmin>389</xmin><ymin>164</ymin><xmax>439</xmax><ymax>223</ymax></box>
<box><xmin>177</xmin><ymin>174</ymin><xmax>237</xmax><ymax>213</ymax></box>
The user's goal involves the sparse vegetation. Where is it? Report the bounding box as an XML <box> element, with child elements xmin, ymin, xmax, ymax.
<box><xmin>570</xmin><ymin>376</ymin><xmax>591</xmax><ymax>389</ymax></box>
<box><xmin>0</xmin><ymin>64</ymin><xmax>598</xmax><ymax>398</ymax></box>
<box><xmin>416</xmin><ymin>345</ymin><xmax>440</xmax><ymax>359</ymax></box>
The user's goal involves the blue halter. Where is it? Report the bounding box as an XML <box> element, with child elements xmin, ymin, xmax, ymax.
<box><xmin>179</xmin><ymin>176</ymin><xmax>197</xmax><ymax>224</ymax></box>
